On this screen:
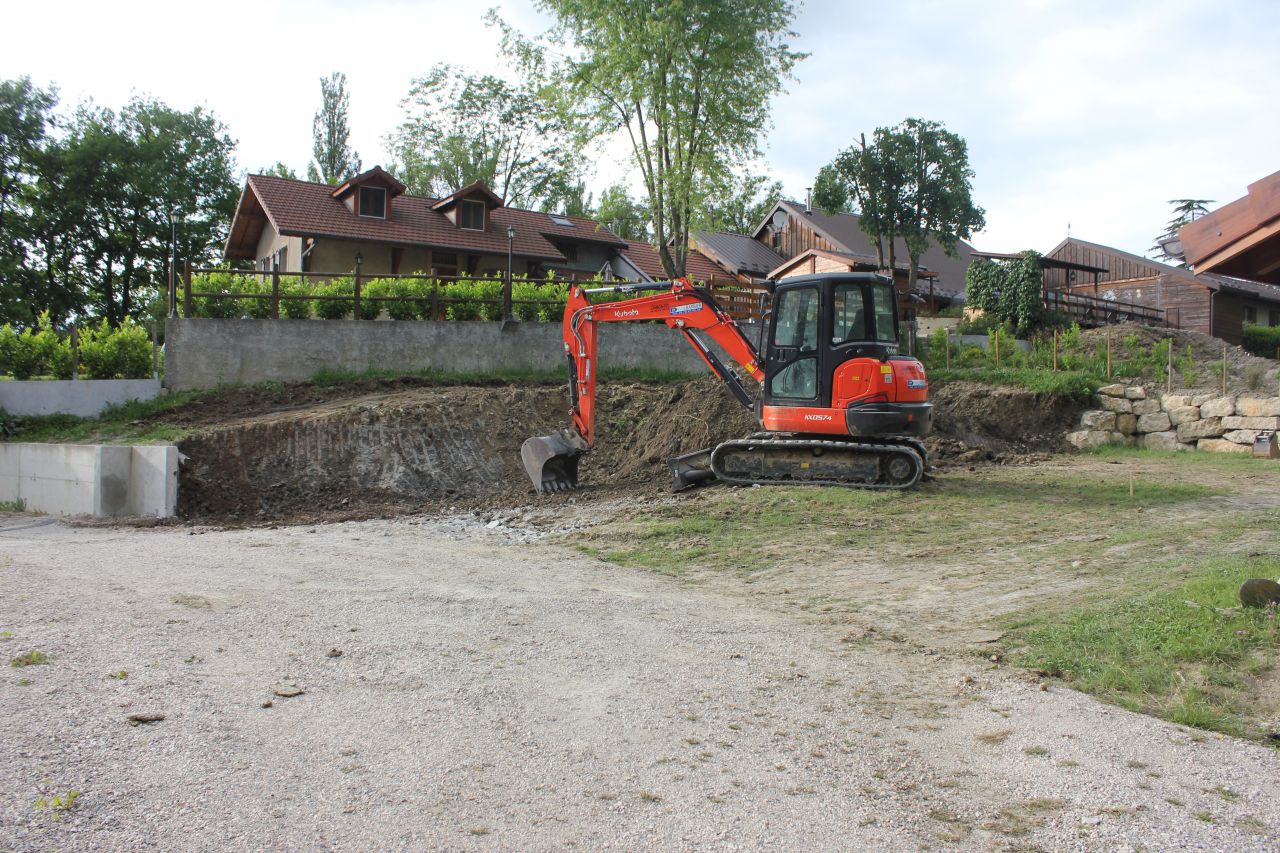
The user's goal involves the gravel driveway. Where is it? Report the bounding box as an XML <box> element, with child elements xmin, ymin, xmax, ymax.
<box><xmin>1</xmin><ymin>514</ymin><xmax>1278</xmax><ymax>851</ymax></box>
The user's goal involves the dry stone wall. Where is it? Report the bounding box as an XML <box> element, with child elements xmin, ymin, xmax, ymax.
<box><xmin>1067</xmin><ymin>384</ymin><xmax>1280</xmax><ymax>454</ymax></box>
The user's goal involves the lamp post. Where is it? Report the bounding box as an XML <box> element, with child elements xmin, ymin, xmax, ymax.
<box><xmin>504</xmin><ymin>225</ymin><xmax>516</xmax><ymax>323</ymax></box>
<box><xmin>168</xmin><ymin>209</ymin><xmax>178</xmax><ymax>318</ymax></box>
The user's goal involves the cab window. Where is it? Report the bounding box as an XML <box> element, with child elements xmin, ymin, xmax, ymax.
<box><xmin>773</xmin><ymin>286</ymin><xmax>819</xmax><ymax>351</ymax></box>
<box><xmin>871</xmin><ymin>284</ymin><xmax>897</xmax><ymax>343</ymax></box>
<box><xmin>832</xmin><ymin>284</ymin><xmax>869</xmax><ymax>344</ymax></box>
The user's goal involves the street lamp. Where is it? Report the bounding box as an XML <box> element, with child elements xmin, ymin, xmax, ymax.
<box><xmin>504</xmin><ymin>225</ymin><xmax>516</xmax><ymax>323</ymax></box>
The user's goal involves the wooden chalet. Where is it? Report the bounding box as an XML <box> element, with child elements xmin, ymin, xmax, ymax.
<box><xmin>1180</xmin><ymin>170</ymin><xmax>1280</xmax><ymax>285</ymax></box>
<box><xmin>1044</xmin><ymin>237</ymin><xmax>1280</xmax><ymax>344</ymax></box>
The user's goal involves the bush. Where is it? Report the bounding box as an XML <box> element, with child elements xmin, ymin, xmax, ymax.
<box><xmin>965</xmin><ymin>251</ymin><xmax>1045</xmax><ymax>336</ymax></box>
<box><xmin>189</xmin><ymin>271</ymin><xmax>249</xmax><ymax>319</ymax></box>
<box><xmin>279</xmin><ymin>280</ymin><xmax>313</xmax><ymax>320</ymax></box>
<box><xmin>444</xmin><ymin>278</ymin><xmax>484</xmax><ymax>321</ymax></box>
<box><xmin>232</xmin><ymin>275</ymin><xmax>273</xmax><ymax>319</ymax></box>
<box><xmin>1242</xmin><ymin>324</ymin><xmax>1280</xmax><ymax>359</ymax></box>
<box><xmin>78</xmin><ymin>318</ymin><xmax>154</xmax><ymax>379</ymax></box>
<box><xmin>0</xmin><ymin>314</ymin><xmax>74</xmax><ymax>380</ymax></box>
<box><xmin>313</xmin><ymin>277</ymin><xmax>354</xmax><ymax>320</ymax></box>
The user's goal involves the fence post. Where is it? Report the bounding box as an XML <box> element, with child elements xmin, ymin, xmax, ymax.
<box><xmin>994</xmin><ymin>331</ymin><xmax>1000</xmax><ymax>365</ymax></box>
<box><xmin>945</xmin><ymin>329</ymin><xmax>950</xmax><ymax>369</ymax></box>
<box><xmin>430</xmin><ymin>281</ymin><xmax>439</xmax><ymax>321</ymax></box>
<box><xmin>151</xmin><ymin>323</ymin><xmax>160</xmax><ymax>380</ymax></box>
<box><xmin>1222</xmin><ymin>345</ymin><xmax>1228</xmax><ymax>395</ymax></box>
<box><xmin>1167</xmin><ymin>338</ymin><xmax>1173</xmax><ymax>393</ymax></box>
<box><xmin>1106</xmin><ymin>333</ymin><xmax>1112</xmax><ymax>378</ymax></box>
<box><xmin>183</xmin><ymin>262</ymin><xmax>193</xmax><ymax>317</ymax></box>
<box><xmin>353</xmin><ymin>255</ymin><xmax>362</xmax><ymax>320</ymax></box>
<box><xmin>271</xmin><ymin>261</ymin><xmax>280</xmax><ymax>320</ymax></box>
<box><xmin>70</xmin><ymin>325</ymin><xmax>79</xmax><ymax>380</ymax></box>
<box><xmin>1052</xmin><ymin>329</ymin><xmax>1058</xmax><ymax>372</ymax></box>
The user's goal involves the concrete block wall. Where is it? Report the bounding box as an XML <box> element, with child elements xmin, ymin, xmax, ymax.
<box><xmin>0</xmin><ymin>443</ymin><xmax>178</xmax><ymax>517</ymax></box>
<box><xmin>0</xmin><ymin>379</ymin><xmax>162</xmax><ymax>417</ymax></box>
<box><xmin>163</xmin><ymin>318</ymin><xmax>753</xmax><ymax>391</ymax></box>
<box><xmin>1068</xmin><ymin>385</ymin><xmax>1280</xmax><ymax>454</ymax></box>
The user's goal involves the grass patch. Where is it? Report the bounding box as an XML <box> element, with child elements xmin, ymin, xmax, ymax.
<box><xmin>930</xmin><ymin>367</ymin><xmax>1101</xmax><ymax>398</ymax></box>
<box><xmin>574</xmin><ymin>465</ymin><xmax>1220</xmax><ymax>576</ymax></box>
<box><xmin>1009</xmin><ymin>553</ymin><xmax>1280</xmax><ymax>739</ymax></box>
<box><xmin>10</xmin><ymin>649</ymin><xmax>49</xmax><ymax>667</ymax></box>
<box><xmin>3</xmin><ymin>391</ymin><xmax>198</xmax><ymax>444</ymax></box>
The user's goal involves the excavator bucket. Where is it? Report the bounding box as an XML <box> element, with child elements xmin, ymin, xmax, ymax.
<box><xmin>521</xmin><ymin>429</ymin><xmax>589</xmax><ymax>493</ymax></box>
<box><xmin>667</xmin><ymin>447</ymin><xmax>717</xmax><ymax>492</ymax></box>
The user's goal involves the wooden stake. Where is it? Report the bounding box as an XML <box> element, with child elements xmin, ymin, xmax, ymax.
<box><xmin>945</xmin><ymin>330</ymin><xmax>950</xmax><ymax>369</ymax></box>
<box><xmin>1129</xmin><ymin>475</ymin><xmax>1134</xmax><ymax>498</ymax></box>
<box><xmin>1052</xmin><ymin>330</ymin><xmax>1058</xmax><ymax>372</ymax></box>
<box><xmin>995</xmin><ymin>332</ymin><xmax>1001</xmax><ymax>365</ymax></box>
<box><xmin>1223</xmin><ymin>345</ymin><xmax>1228</xmax><ymax>395</ymax></box>
<box><xmin>1107</xmin><ymin>333</ymin><xmax>1112</xmax><ymax>378</ymax></box>
<box><xmin>1166</xmin><ymin>338</ymin><xmax>1173</xmax><ymax>393</ymax></box>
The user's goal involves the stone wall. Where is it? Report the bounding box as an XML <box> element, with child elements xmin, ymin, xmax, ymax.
<box><xmin>1068</xmin><ymin>384</ymin><xmax>1280</xmax><ymax>454</ymax></box>
<box><xmin>0</xmin><ymin>379</ymin><xmax>162</xmax><ymax>417</ymax></box>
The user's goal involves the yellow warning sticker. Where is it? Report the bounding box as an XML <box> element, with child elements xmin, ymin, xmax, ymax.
<box><xmin>880</xmin><ymin>364</ymin><xmax>892</xmax><ymax>373</ymax></box>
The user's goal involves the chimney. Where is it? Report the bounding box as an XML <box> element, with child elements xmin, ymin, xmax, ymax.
<box><xmin>805</xmin><ymin>188</ymin><xmax>813</xmax><ymax>215</ymax></box>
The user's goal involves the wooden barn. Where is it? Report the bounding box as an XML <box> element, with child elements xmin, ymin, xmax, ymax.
<box><xmin>1043</xmin><ymin>237</ymin><xmax>1280</xmax><ymax>344</ymax></box>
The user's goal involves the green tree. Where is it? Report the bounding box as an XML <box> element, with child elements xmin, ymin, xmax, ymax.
<box><xmin>1151</xmin><ymin>198</ymin><xmax>1212</xmax><ymax>265</ymax></box>
<box><xmin>32</xmin><ymin>98</ymin><xmax>238</xmax><ymax>325</ymax></box>
<box><xmin>695</xmin><ymin>169</ymin><xmax>783</xmax><ymax>234</ymax></box>
<box><xmin>813</xmin><ymin>129</ymin><xmax>910</xmax><ymax>273</ymax></box>
<box><xmin>260</xmin><ymin>161</ymin><xmax>298</xmax><ymax>180</ymax></box>
<box><xmin>896</xmin><ymin>118</ymin><xmax>984</xmax><ymax>295</ymax></box>
<box><xmin>307</xmin><ymin>72</ymin><xmax>360</xmax><ymax>185</ymax></box>
<box><xmin>596</xmin><ymin>183</ymin><xmax>650</xmax><ymax>241</ymax></box>
<box><xmin>0</xmin><ymin>77</ymin><xmax>57</xmax><ymax>325</ymax></box>
<box><xmin>495</xmin><ymin>0</ymin><xmax>803</xmax><ymax>277</ymax></box>
<box><xmin>388</xmin><ymin>65</ymin><xmax>582</xmax><ymax>210</ymax></box>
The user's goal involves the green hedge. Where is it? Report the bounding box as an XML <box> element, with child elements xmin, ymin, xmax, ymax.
<box><xmin>1242</xmin><ymin>324</ymin><xmax>1280</xmax><ymax>359</ymax></box>
<box><xmin>0</xmin><ymin>315</ymin><xmax>155</xmax><ymax>380</ymax></box>
<box><xmin>185</xmin><ymin>272</ymin><xmax>623</xmax><ymax>322</ymax></box>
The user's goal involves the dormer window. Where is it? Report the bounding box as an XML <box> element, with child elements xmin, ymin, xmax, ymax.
<box><xmin>459</xmin><ymin>199</ymin><xmax>486</xmax><ymax>230</ymax></box>
<box><xmin>359</xmin><ymin>186</ymin><xmax>386</xmax><ymax>219</ymax></box>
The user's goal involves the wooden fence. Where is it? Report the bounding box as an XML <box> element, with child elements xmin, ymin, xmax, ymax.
<box><xmin>1043</xmin><ymin>288</ymin><xmax>1168</xmax><ymax>329</ymax></box>
<box><xmin>177</xmin><ymin>265</ymin><xmax>767</xmax><ymax>323</ymax></box>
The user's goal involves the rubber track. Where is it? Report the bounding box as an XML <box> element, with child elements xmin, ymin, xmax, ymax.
<box><xmin>709</xmin><ymin>436</ymin><xmax>926</xmax><ymax>490</ymax></box>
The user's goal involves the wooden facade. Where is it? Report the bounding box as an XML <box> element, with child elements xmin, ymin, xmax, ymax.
<box><xmin>1046</xmin><ymin>238</ymin><xmax>1280</xmax><ymax>345</ymax></box>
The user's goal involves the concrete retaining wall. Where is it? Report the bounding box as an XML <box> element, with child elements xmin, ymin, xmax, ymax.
<box><xmin>0</xmin><ymin>443</ymin><xmax>178</xmax><ymax>517</ymax></box>
<box><xmin>0</xmin><ymin>379</ymin><xmax>162</xmax><ymax>417</ymax></box>
<box><xmin>163</xmin><ymin>318</ymin><xmax>754</xmax><ymax>391</ymax></box>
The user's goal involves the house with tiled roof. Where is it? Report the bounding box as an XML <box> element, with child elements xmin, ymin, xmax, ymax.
<box><xmin>224</xmin><ymin>167</ymin><xmax>628</xmax><ymax>281</ymax></box>
<box><xmin>690</xmin><ymin>231</ymin><xmax>785</xmax><ymax>283</ymax></box>
<box><xmin>609</xmin><ymin>239</ymin><xmax>729</xmax><ymax>284</ymax></box>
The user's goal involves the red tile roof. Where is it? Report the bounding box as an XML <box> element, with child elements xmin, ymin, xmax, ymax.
<box><xmin>226</xmin><ymin>174</ymin><xmax>627</xmax><ymax>262</ymax></box>
<box><xmin>619</xmin><ymin>239</ymin><xmax>728</xmax><ymax>282</ymax></box>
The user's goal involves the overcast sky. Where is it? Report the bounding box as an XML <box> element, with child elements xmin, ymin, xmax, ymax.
<box><xmin>4</xmin><ymin>0</ymin><xmax>1277</xmax><ymax>257</ymax></box>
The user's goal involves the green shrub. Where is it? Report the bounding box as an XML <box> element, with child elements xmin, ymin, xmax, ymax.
<box><xmin>232</xmin><ymin>275</ymin><xmax>273</xmax><ymax>319</ymax></box>
<box><xmin>1242</xmin><ymin>324</ymin><xmax>1280</xmax><ymax>359</ymax></box>
<box><xmin>444</xmin><ymin>279</ymin><xmax>483</xmax><ymax>321</ymax></box>
<box><xmin>313</xmin><ymin>277</ymin><xmax>354</xmax><ymax>320</ymax></box>
<box><xmin>353</xmin><ymin>277</ymin><xmax>388</xmax><ymax>320</ymax></box>
<box><xmin>78</xmin><ymin>319</ymin><xmax>153</xmax><ymax>379</ymax></box>
<box><xmin>383</xmin><ymin>279</ymin><xmax>422</xmax><ymax>321</ymax></box>
<box><xmin>511</xmin><ymin>279</ymin><xmax>545</xmax><ymax>321</ymax></box>
<box><xmin>279</xmin><ymin>280</ymin><xmax>313</xmax><ymax>320</ymax></box>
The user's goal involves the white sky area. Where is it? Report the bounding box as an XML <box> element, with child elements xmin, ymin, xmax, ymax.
<box><xmin>3</xmin><ymin>0</ymin><xmax>1277</xmax><ymax>257</ymax></box>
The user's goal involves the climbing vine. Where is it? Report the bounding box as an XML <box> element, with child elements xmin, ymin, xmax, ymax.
<box><xmin>964</xmin><ymin>250</ymin><xmax>1044</xmax><ymax>336</ymax></box>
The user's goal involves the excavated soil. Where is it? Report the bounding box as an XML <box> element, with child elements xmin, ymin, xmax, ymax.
<box><xmin>172</xmin><ymin>376</ymin><xmax>1084</xmax><ymax>524</ymax></box>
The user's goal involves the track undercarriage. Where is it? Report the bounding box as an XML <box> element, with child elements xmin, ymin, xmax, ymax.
<box><xmin>667</xmin><ymin>433</ymin><xmax>927</xmax><ymax>492</ymax></box>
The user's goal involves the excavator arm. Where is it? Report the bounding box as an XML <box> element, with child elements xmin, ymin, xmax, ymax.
<box><xmin>521</xmin><ymin>278</ymin><xmax>764</xmax><ymax>492</ymax></box>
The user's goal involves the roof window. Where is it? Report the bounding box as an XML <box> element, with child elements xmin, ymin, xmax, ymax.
<box><xmin>359</xmin><ymin>186</ymin><xmax>386</xmax><ymax>219</ymax></box>
<box><xmin>549</xmin><ymin>214</ymin><xmax>574</xmax><ymax>227</ymax></box>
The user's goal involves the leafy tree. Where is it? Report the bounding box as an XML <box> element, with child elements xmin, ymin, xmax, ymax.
<box><xmin>896</xmin><ymin>118</ymin><xmax>984</xmax><ymax>294</ymax></box>
<box><xmin>260</xmin><ymin>161</ymin><xmax>298</xmax><ymax>180</ymax></box>
<box><xmin>695</xmin><ymin>170</ymin><xmax>783</xmax><ymax>234</ymax></box>
<box><xmin>813</xmin><ymin>130</ymin><xmax>909</xmax><ymax>273</ymax></box>
<box><xmin>495</xmin><ymin>0</ymin><xmax>803</xmax><ymax>278</ymax></box>
<box><xmin>0</xmin><ymin>77</ymin><xmax>57</xmax><ymax>325</ymax></box>
<box><xmin>388</xmin><ymin>65</ymin><xmax>582</xmax><ymax>210</ymax></box>
<box><xmin>1150</xmin><ymin>198</ymin><xmax>1212</xmax><ymax>265</ymax></box>
<box><xmin>965</xmin><ymin>250</ymin><xmax>1044</xmax><ymax>336</ymax></box>
<box><xmin>556</xmin><ymin>181</ymin><xmax>594</xmax><ymax>217</ymax></box>
<box><xmin>307</xmin><ymin>72</ymin><xmax>360</xmax><ymax>185</ymax></box>
<box><xmin>30</xmin><ymin>99</ymin><xmax>238</xmax><ymax>325</ymax></box>
<box><xmin>815</xmin><ymin>119</ymin><xmax>983</xmax><ymax>292</ymax></box>
<box><xmin>596</xmin><ymin>183</ymin><xmax>650</xmax><ymax>241</ymax></box>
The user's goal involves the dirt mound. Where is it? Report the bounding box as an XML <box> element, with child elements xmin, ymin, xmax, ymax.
<box><xmin>174</xmin><ymin>376</ymin><xmax>1081</xmax><ymax>524</ymax></box>
<box><xmin>1077</xmin><ymin>322</ymin><xmax>1278</xmax><ymax>394</ymax></box>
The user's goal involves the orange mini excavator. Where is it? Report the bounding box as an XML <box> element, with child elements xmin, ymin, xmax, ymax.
<box><xmin>520</xmin><ymin>272</ymin><xmax>932</xmax><ymax>493</ymax></box>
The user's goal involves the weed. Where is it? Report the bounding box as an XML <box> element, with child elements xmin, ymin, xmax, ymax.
<box><xmin>0</xmin><ymin>498</ymin><xmax>25</xmax><ymax>512</ymax></box>
<box><xmin>108</xmin><ymin>670</ymin><xmax>128</xmax><ymax>680</ymax></box>
<box><xmin>976</xmin><ymin>729</ymin><xmax>1013</xmax><ymax>744</ymax></box>
<box><xmin>467</xmin><ymin>827</ymin><xmax>490</xmax><ymax>836</ymax></box>
<box><xmin>10</xmin><ymin>649</ymin><xmax>48</xmax><ymax>667</ymax></box>
<box><xmin>1194</xmin><ymin>810</ymin><xmax>1213</xmax><ymax>823</ymax></box>
<box><xmin>17</xmin><ymin>677</ymin><xmax>30</xmax><ymax>686</ymax></box>
<box><xmin>638</xmin><ymin>791</ymin><xmax>662</xmax><ymax>802</ymax></box>
<box><xmin>1166</xmin><ymin>798</ymin><xmax>1183</xmax><ymax>807</ymax></box>
<box><xmin>1208</xmin><ymin>786</ymin><xmax>1239</xmax><ymax>802</ymax></box>
<box><xmin>0</xmin><ymin>630</ymin><xmax>13</xmax><ymax>640</ymax></box>
<box><xmin>985</xmin><ymin>798</ymin><xmax>1066</xmax><ymax>836</ymax></box>
<box><xmin>1125</xmin><ymin>760</ymin><xmax>1147</xmax><ymax>769</ymax></box>
<box><xmin>1022</xmin><ymin>745</ymin><xmax>1049</xmax><ymax>756</ymax></box>
<box><xmin>33</xmin><ymin>790</ymin><xmax>80</xmax><ymax>819</ymax></box>
<box><xmin>1057</xmin><ymin>759</ymin><xmax>1079</xmax><ymax>768</ymax></box>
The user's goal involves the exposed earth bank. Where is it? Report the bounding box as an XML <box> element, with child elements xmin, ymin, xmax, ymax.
<box><xmin>172</xmin><ymin>378</ymin><xmax>1084</xmax><ymax>524</ymax></box>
